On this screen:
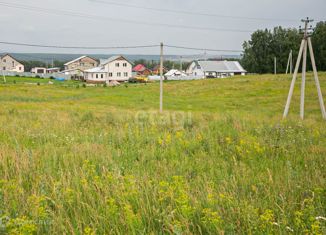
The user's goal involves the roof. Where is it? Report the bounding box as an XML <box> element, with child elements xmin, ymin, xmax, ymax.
<box><xmin>100</xmin><ymin>55</ymin><xmax>133</xmax><ymax>66</ymax></box>
<box><xmin>0</xmin><ymin>53</ymin><xmax>24</xmax><ymax>65</ymax></box>
<box><xmin>153</xmin><ymin>65</ymin><xmax>167</xmax><ymax>71</ymax></box>
<box><xmin>133</xmin><ymin>64</ymin><xmax>146</xmax><ymax>72</ymax></box>
<box><xmin>84</xmin><ymin>67</ymin><xmax>106</xmax><ymax>73</ymax></box>
<box><xmin>165</xmin><ymin>69</ymin><xmax>187</xmax><ymax>76</ymax></box>
<box><xmin>64</xmin><ymin>55</ymin><xmax>98</xmax><ymax>66</ymax></box>
<box><xmin>196</xmin><ymin>60</ymin><xmax>246</xmax><ymax>73</ymax></box>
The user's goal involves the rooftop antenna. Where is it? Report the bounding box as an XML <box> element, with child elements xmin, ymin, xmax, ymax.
<box><xmin>283</xmin><ymin>17</ymin><xmax>326</xmax><ymax>120</ymax></box>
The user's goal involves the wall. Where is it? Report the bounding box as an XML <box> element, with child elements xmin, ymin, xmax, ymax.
<box><xmin>0</xmin><ymin>55</ymin><xmax>24</xmax><ymax>72</ymax></box>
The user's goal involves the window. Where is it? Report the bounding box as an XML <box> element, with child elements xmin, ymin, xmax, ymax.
<box><xmin>19</xmin><ymin>67</ymin><xmax>22</xmax><ymax>71</ymax></box>
<box><xmin>124</xmin><ymin>72</ymin><xmax>128</xmax><ymax>77</ymax></box>
<box><xmin>109</xmin><ymin>72</ymin><xmax>113</xmax><ymax>77</ymax></box>
<box><xmin>117</xmin><ymin>72</ymin><xmax>121</xmax><ymax>77</ymax></box>
<box><xmin>101</xmin><ymin>74</ymin><xmax>104</xmax><ymax>79</ymax></box>
<box><xmin>3</xmin><ymin>59</ymin><xmax>6</xmax><ymax>63</ymax></box>
<box><xmin>12</xmin><ymin>61</ymin><xmax>15</xmax><ymax>67</ymax></box>
<box><xmin>96</xmin><ymin>74</ymin><xmax>98</xmax><ymax>79</ymax></box>
<box><xmin>123</xmin><ymin>63</ymin><xmax>127</xmax><ymax>67</ymax></box>
<box><xmin>115</xmin><ymin>63</ymin><xmax>120</xmax><ymax>67</ymax></box>
<box><xmin>3</xmin><ymin>67</ymin><xmax>6</xmax><ymax>70</ymax></box>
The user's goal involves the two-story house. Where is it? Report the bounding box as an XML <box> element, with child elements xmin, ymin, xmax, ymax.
<box><xmin>0</xmin><ymin>54</ymin><xmax>24</xmax><ymax>72</ymax></box>
<box><xmin>84</xmin><ymin>55</ymin><xmax>132</xmax><ymax>83</ymax></box>
<box><xmin>63</xmin><ymin>55</ymin><xmax>99</xmax><ymax>79</ymax></box>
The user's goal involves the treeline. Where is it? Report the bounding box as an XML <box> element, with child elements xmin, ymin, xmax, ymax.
<box><xmin>21</xmin><ymin>60</ymin><xmax>66</xmax><ymax>72</ymax></box>
<box><xmin>133</xmin><ymin>59</ymin><xmax>191</xmax><ymax>71</ymax></box>
<box><xmin>241</xmin><ymin>21</ymin><xmax>326</xmax><ymax>73</ymax></box>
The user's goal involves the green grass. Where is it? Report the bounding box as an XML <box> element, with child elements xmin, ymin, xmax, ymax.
<box><xmin>0</xmin><ymin>74</ymin><xmax>325</xmax><ymax>234</ymax></box>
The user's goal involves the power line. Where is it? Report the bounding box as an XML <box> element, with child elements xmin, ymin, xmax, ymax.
<box><xmin>0</xmin><ymin>41</ymin><xmax>244</xmax><ymax>53</ymax></box>
<box><xmin>0</xmin><ymin>1</ymin><xmax>254</xmax><ymax>33</ymax></box>
<box><xmin>0</xmin><ymin>41</ymin><xmax>159</xmax><ymax>50</ymax></box>
<box><xmin>90</xmin><ymin>0</ymin><xmax>299</xmax><ymax>23</ymax></box>
<box><xmin>165</xmin><ymin>45</ymin><xmax>243</xmax><ymax>53</ymax></box>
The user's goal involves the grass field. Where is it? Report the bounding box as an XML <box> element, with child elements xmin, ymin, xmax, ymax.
<box><xmin>0</xmin><ymin>74</ymin><xmax>325</xmax><ymax>234</ymax></box>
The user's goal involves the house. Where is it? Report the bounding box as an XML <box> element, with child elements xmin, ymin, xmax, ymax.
<box><xmin>133</xmin><ymin>64</ymin><xmax>152</xmax><ymax>76</ymax></box>
<box><xmin>84</xmin><ymin>55</ymin><xmax>132</xmax><ymax>83</ymax></box>
<box><xmin>0</xmin><ymin>54</ymin><xmax>24</xmax><ymax>72</ymax></box>
<box><xmin>63</xmin><ymin>56</ymin><xmax>99</xmax><ymax>79</ymax></box>
<box><xmin>152</xmin><ymin>65</ymin><xmax>168</xmax><ymax>75</ymax></box>
<box><xmin>186</xmin><ymin>60</ymin><xmax>246</xmax><ymax>78</ymax></box>
<box><xmin>31</xmin><ymin>67</ymin><xmax>47</xmax><ymax>74</ymax></box>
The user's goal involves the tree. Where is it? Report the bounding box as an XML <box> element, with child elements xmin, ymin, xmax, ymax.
<box><xmin>312</xmin><ymin>21</ymin><xmax>326</xmax><ymax>71</ymax></box>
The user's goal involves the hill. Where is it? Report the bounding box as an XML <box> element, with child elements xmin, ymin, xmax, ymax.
<box><xmin>0</xmin><ymin>74</ymin><xmax>325</xmax><ymax>234</ymax></box>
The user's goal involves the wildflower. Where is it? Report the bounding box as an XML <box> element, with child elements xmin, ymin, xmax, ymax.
<box><xmin>225</xmin><ymin>137</ymin><xmax>232</xmax><ymax>144</ymax></box>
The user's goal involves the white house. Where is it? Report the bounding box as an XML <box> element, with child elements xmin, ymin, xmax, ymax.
<box><xmin>0</xmin><ymin>54</ymin><xmax>24</xmax><ymax>72</ymax></box>
<box><xmin>84</xmin><ymin>55</ymin><xmax>132</xmax><ymax>83</ymax></box>
<box><xmin>186</xmin><ymin>60</ymin><xmax>246</xmax><ymax>78</ymax></box>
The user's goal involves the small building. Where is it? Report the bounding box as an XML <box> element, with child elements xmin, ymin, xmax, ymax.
<box><xmin>84</xmin><ymin>55</ymin><xmax>133</xmax><ymax>83</ymax></box>
<box><xmin>46</xmin><ymin>67</ymin><xmax>61</xmax><ymax>74</ymax></box>
<box><xmin>63</xmin><ymin>55</ymin><xmax>99</xmax><ymax>80</ymax></box>
<box><xmin>133</xmin><ymin>64</ymin><xmax>152</xmax><ymax>76</ymax></box>
<box><xmin>186</xmin><ymin>60</ymin><xmax>246</xmax><ymax>78</ymax></box>
<box><xmin>31</xmin><ymin>67</ymin><xmax>47</xmax><ymax>74</ymax></box>
<box><xmin>152</xmin><ymin>65</ymin><xmax>168</xmax><ymax>75</ymax></box>
<box><xmin>165</xmin><ymin>69</ymin><xmax>187</xmax><ymax>77</ymax></box>
<box><xmin>0</xmin><ymin>54</ymin><xmax>24</xmax><ymax>72</ymax></box>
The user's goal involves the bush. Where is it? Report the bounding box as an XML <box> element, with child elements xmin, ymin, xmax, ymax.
<box><xmin>50</xmin><ymin>76</ymin><xmax>55</xmax><ymax>79</ymax></box>
<box><xmin>76</xmin><ymin>84</ymin><xmax>80</xmax><ymax>89</ymax></box>
<box><xmin>35</xmin><ymin>75</ymin><xmax>40</xmax><ymax>78</ymax></box>
<box><xmin>15</xmin><ymin>74</ymin><xmax>20</xmax><ymax>77</ymax></box>
<box><xmin>103</xmin><ymin>83</ymin><xmax>107</xmax><ymax>87</ymax></box>
<box><xmin>37</xmin><ymin>82</ymin><xmax>40</xmax><ymax>86</ymax></box>
<box><xmin>82</xmin><ymin>84</ymin><xmax>86</xmax><ymax>88</ymax></box>
<box><xmin>13</xmin><ymin>80</ymin><xmax>16</xmax><ymax>84</ymax></box>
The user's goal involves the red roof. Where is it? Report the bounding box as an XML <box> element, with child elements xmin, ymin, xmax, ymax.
<box><xmin>133</xmin><ymin>64</ymin><xmax>146</xmax><ymax>72</ymax></box>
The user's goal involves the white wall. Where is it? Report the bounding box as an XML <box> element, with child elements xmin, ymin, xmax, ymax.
<box><xmin>0</xmin><ymin>55</ymin><xmax>24</xmax><ymax>72</ymax></box>
<box><xmin>105</xmin><ymin>59</ymin><xmax>132</xmax><ymax>81</ymax></box>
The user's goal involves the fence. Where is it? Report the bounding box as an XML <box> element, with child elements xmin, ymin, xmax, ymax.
<box><xmin>0</xmin><ymin>71</ymin><xmax>71</xmax><ymax>80</ymax></box>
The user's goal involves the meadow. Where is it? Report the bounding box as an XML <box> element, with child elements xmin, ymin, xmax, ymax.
<box><xmin>0</xmin><ymin>74</ymin><xmax>325</xmax><ymax>234</ymax></box>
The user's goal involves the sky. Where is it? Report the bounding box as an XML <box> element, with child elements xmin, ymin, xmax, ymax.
<box><xmin>0</xmin><ymin>0</ymin><xmax>325</xmax><ymax>55</ymax></box>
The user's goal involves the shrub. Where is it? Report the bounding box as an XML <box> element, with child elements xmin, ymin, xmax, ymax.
<box><xmin>37</xmin><ymin>82</ymin><xmax>40</xmax><ymax>86</ymax></box>
<box><xmin>35</xmin><ymin>75</ymin><xmax>40</xmax><ymax>78</ymax></box>
<box><xmin>82</xmin><ymin>84</ymin><xmax>86</xmax><ymax>88</ymax></box>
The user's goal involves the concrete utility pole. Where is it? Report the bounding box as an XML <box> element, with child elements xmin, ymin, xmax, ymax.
<box><xmin>180</xmin><ymin>56</ymin><xmax>182</xmax><ymax>71</ymax></box>
<box><xmin>286</xmin><ymin>50</ymin><xmax>293</xmax><ymax>74</ymax></box>
<box><xmin>0</xmin><ymin>56</ymin><xmax>6</xmax><ymax>83</ymax></box>
<box><xmin>274</xmin><ymin>57</ymin><xmax>277</xmax><ymax>75</ymax></box>
<box><xmin>283</xmin><ymin>17</ymin><xmax>326</xmax><ymax>120</ymax></box>
<box><xmin>160</xmin><ymin>42</ymin><xmax>164</xmax><ymax>113</ymax></box>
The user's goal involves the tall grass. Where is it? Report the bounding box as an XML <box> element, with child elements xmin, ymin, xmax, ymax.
<box><xmin>0</xmin><ymin>74</ymin><xmax>325</xmax><ymax>234</ymax></box>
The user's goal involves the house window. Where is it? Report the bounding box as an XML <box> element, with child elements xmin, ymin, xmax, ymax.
<box><xmin>101</xmin><ymin>74</ymin><xmax>103</xmax><ymax>79</ymax></box>
<box><xmin>124</xmin><ymin>72</ymin><xmax>128</xmax><ymax>77</ymax></box>
<box><xmin>19</xmin><ymin>67</ymin><xmax>22</xmax><ymax>71</ymax></box>
<box><xmin>109</xmin><ymin>72</ymin><xmax>113</xmax><ymax>77</ymax></box>
<box><xmin>96</xmin><ymin>74</ymin><xmax>98</xmax><ymax>79</ymax></box>
<box><xmin>3</xmin><ymin>67</ymin><xmax>6</xmax><ymax>70</ymax></box>
<box><xmin>3</xmin><ymin>59</ymin><xmax>6</xmax><ymax>63</ymax></box>
<box><xmin>12</xmin><ymin>61</ymin><xmax>15</xmax><ymax>67</ymax></box>
<box><xmin>115</xmin><ymin>63</ymin><xmax>119</xmax><ymax>67</ymax></box>
<box><xmin>117</xmin><ymin>72</ymin><xmax>121</xmax><ymax>77</ymax></box>
<box><xmin>123</xmin><ymin>63</ymin><xmax>127</xmax><ymax>67</ymax></box>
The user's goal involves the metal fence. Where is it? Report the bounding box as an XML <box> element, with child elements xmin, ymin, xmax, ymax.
<box><xmin>0</xmin><ymin>71</ymin><xmax>71</xmax><ymax>80</ymax></box>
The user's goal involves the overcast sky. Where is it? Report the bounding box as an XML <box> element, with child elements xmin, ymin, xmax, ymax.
<box><xmin>0</xmin><ymin>0</ymin><xmax>325</xmax><ymax>55</ymax></box>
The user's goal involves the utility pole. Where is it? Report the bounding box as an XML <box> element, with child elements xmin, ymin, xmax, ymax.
<box><xmin>180</xmin><ymin>56</ymin><xmax>182</xmax><ymax>71</ymax></box>
<box><xmin>0</xmin><ymin>55</ymin><xmax>6</xmax><ymax>83</ymax></box>
<box><xmin>283</xmin><ymin>17</ymin><xmax>326</xmax><ymax>120</ymax></box>
<box><xmin>274</xmin><ymin>57</ymin><xmax>277</xmax><ymax>75</ymax></box>
<box><xmin>286</xmin><ymin>50</ymin><xmax>293</xmax><ymax>74</ymax></box>
<box><xmin>160</xmin><ymin>42</ymin><xmax>164</xmax><ymax>113</ymax></box>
